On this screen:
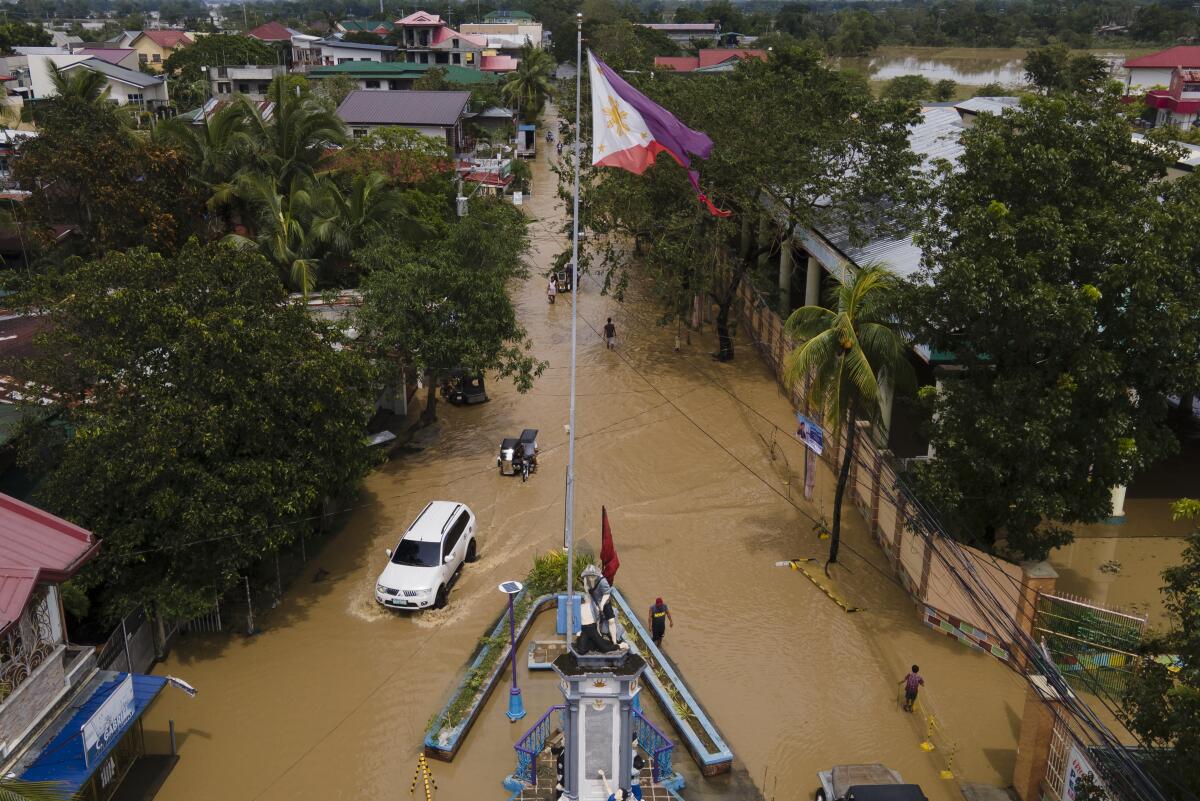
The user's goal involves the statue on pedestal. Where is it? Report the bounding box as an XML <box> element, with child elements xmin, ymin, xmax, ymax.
<box><xmin>575</xmin><ymin>564</ymin><xmax>627</xmax><ymax>655</ymax></box>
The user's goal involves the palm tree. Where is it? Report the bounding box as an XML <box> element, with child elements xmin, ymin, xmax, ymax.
<box><xmin>501</xmin><ymin>43</ymin><xmax>555</xmax><ymax>120</ymax></box>
<box><xmin>783</xmin><ymin>264</ymin><xmax>914</xmax><ymax>570</ymax></box>
<box><xmin>226</xmin><ymin>172</ymin><xmax>320</xmax><ymax>295</ymax></box>
<box><xmin>155</xmin><ymin>103</ymin><xmax>254</xmax><ymax>219</ymax></box>
<box><xmin>47</xmin><ymin>63</ymin><xmax>111</xmax><ymax>105</ymax></box>
<box><xmin>240</xmin><ymin>80</ymin><xmax>346</xmax><ymax>188</ymax></box>
<box><xmin>310</xmin><ymin>172</ymin><xmax>408</xmax><ymax>266</ymax></box>
<box><xmin>0</xmin><ymin>778</ymin><xmax>69</xmax><ymax>801</ymax></box>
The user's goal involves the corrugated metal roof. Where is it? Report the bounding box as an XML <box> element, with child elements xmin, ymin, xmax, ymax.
<box><xmin>336</xmin><ymin>89</ymin><xmax>470</xmax><ymax>126</ymax></box>
<box><xmin>0</xmin><ymin>494</ymin><xmax>99</xmax><ymax>632</ymax></box>
<box><xmin>810</xmin><ymin>105</ymin><xmax>968</xmax><ymax>279</ymax></box>
<box><xmin>68</xmin><ymin>57</ymin><xmax>165</xmax><ymax>88</ymax></box>
<box><xmin>1125</xmin><ymin>46</ymin><xmax>1200</xmax><ymax>69</ymax></box>
<box><xmin>316</xmin><ymin>38</ymin><xmax>397</xmax><ymax>52</ymax></box>
<box><xmin>954</xmin><ymin>96</ymin><xmax>1020</xmax><ymax>116</ymax></box>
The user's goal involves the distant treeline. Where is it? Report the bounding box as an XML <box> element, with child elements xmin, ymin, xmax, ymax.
<box><xmin>2</xmin><ymin>0</ymin><xmax>1194</xmax><ymax>60</ymax></box>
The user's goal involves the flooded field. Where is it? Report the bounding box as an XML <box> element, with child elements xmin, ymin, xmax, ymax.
<box><xmin>839</xmin><ymin>46</ymin><xmax>1143</xmax><ymax>88</ymax></box>
<box><xmin>146</xmin><ymin>108</ymin><xmax>1032</xmax><ymax>801</ymax></box>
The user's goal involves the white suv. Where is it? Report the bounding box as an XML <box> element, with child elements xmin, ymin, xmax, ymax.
<box><xmin>376</xmin><ymin>501</ymin><xmax>478</xmax><ymax>610</ymax></box>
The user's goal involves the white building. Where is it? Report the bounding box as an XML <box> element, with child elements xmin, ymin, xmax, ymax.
<box><xmin>207</xmin><ymin>64</ymin><xmax>288</xmax><ymax>100</ymax></box>
<box><xmin>1124</xmin><ymin>46</ymin><xmax>1200</xmax><ymax>93</ymax></box>
<box><xmin>2</xmin><ymin>51</ymin><xmax>168</xmax><ymax>107</ymax></box>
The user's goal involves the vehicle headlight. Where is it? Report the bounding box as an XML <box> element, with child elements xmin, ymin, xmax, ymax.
<box><xmin>376</xmin><ymin>584</ymin><xmax>388</xmax><ymax>594</ymax></box>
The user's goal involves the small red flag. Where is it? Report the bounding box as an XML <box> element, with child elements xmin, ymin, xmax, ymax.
<box><xmin>600</xmin><ymin>506</ymin><xmax>619</xmax><ymax>584</ymax></box>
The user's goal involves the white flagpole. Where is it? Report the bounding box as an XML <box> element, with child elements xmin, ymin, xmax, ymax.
<box><xmin>565</xmin><ymin>11</ymin><xmax>583</xmax><ymax>656</ymax></box>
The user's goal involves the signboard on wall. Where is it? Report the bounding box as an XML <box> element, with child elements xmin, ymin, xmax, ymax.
<box><xmin>796</xmin><ymin>413</ymin><xmax>824</xmax><ymax>455</ymax></box>
<box><xmin>1063</xmin><ymin>743</ymin><xmax>1104</xmax><ymax>801</ymax></box>
<box><xmin>81</xmin><ymin>675</ymin><xmax>135</xmax><ymax>768</ymax></box>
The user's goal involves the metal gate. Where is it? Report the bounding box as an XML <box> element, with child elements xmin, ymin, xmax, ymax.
<box><xmin>1034</xmin><ymin>592</ymin><xmax>1147</xmax><ymax>698</ymax></box>
<box><xmin>1044</xmin><ymin>714</ymin><xmax>1072</xmax><ymax>800</ymax></box>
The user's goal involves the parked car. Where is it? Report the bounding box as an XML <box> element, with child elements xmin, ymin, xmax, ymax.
<box><xmin>815</xmin><ymin>764</ymin><xmax>927</xmax><ymax>801</ymax></box>
<box><xmin>376</xmin><ymin>501</ymin><xmax>478</xmax><ymax>610</ymax></box>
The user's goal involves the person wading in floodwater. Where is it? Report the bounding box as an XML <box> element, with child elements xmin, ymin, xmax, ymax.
<box><xmin>900</xmin><ymin>665</ymin><xmax>924</xmax><ymax>712</ymax></box>
<box><xmin>603</xmin><ymin>318</ymin><xmax>617</xmax><ymax>350</ymax></box>
<box><xmin>648</xmin><ymin>597</ymin><xmax>672</xmax><ymax>646</ymax></box>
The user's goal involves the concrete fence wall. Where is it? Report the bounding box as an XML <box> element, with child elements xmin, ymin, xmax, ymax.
<box><xmin>732</xmin><ymin>280</ymin><xmax>1045</xmax><ymax>660</ymax></box>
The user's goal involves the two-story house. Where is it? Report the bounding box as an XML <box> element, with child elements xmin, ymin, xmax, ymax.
<box><xmin>129</xmin><ymin>29</ymin><xmax>193</xmax><ymax>70</ymax></box>
<box><xmin>395</xmin><ymin>11</ymin><xmax>485</xmax><ymax>69</ymax></box>
<box><xmin>0</xmin><ymin>493</ymin><xmax>177</xmax><ymax>801</ymax></box>
<box><xmin>1144</xmin><ymin>67</ymin><xmax>1200</xmax><ymax>130</ymax></box>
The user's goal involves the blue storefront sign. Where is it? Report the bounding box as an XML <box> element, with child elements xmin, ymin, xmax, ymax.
<box><xmin>795</xmin><ymin>413</ymin><xmax>824</xmax><ymax>455</ymax></box>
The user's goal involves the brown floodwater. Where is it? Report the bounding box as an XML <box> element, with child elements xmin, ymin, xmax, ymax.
<box><xmin>838</xmin><ymin>46</ymin><xmax>1139</xmax><ymax>87</ymax></box>
<box><xmin>145</xmin><ymin>107</ymin><xmax>1035</xmax><ymax>801</ymax></box>
<box><xmin>1049</xmin><ymin>537</ymin><xmax>1187</xmax><ymax>629</ymax></box>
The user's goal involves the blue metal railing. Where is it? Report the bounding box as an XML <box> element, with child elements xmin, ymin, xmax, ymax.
<box><xmin>514</xmin><ymin>705</ymin><xmax>565</xmax><ymax>786</ymax></box>
<box><xmin>633</xmin><ymin>707</ymin><xmax>674</xmax><ymax>783</ymax></box>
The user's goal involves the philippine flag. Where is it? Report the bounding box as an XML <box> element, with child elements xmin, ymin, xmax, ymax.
<box><xmin>588</xmin><ymin>51</ymin><xmax>730</xmax><ymax>217</ymax></box>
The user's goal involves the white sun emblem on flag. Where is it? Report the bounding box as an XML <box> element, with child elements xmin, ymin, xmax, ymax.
<box><xmin>603</xmin><ymin>97</ymin><xmax>632</xmax><ymax>137</ymax></box>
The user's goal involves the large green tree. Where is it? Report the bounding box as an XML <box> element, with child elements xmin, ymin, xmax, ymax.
<box><xmin>908</xmin><ymin>88</ymin><xmax>1200</xmax><ymax>561</ymax></box>
<box><xmin>357</xmin><ymin>198</ymin><xmax>543</xmax><ymax>422</ymax></box>
<box><xmin>1121</xmin><ymin>499</ymin><xmax>1200</xmax><ymax>801</ymax></box>
<box><xmin>13</xmin><ymin>94</ymin><xmax>203</xmax><ymax>259</ymax></box>
<box><xmin>16</xmin><ymin>241</ymin><xmax>377</xmax><ymax>621</ymax></box>
<box><xmin>569</xmin><ymin>47</ymin><xmax>921</xmax><ymax>361</ymax></box>
<box><xmin>784</xmin><ymin>265</ymin><xmax>914</xmax><ymax>569</ymax></box>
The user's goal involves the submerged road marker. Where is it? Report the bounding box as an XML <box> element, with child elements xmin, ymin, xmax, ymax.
<box><xmin>774</xmin><ymin>560</ymin><xmax>864</xmax><ymax>613</ymax></box>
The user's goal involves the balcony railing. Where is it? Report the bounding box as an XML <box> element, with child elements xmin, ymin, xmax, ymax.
<box><xmin>0</xmin><ymin>588</ymin><xmax>57</xmax><ymax>703</ymax></box>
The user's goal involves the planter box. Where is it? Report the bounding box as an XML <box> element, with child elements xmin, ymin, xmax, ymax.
<box><xmin>423</xmin><ymin>594</ymin><xmax>556</xmax><ymax>761</ymax></box>
<box><xmin>610</xmin><ymin>590</ymin><xmax>734</xmax><ymax>775</ymax></box>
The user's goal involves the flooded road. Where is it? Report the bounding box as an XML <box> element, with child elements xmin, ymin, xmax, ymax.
<box><xmin>147</xmin><ymin>109</ymin><xmax>1029</xmax><ymax>801</ymax></box>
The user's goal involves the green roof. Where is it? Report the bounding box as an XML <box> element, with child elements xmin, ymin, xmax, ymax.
<box><xmin>483</xmin><ymin>10</ymin><xmax>534</xmax><ymax>21</ymax></box>
<box><xmin>339</xmin><ymin>19</ymin><xmax>393</xmax><ymax>31</ymax></box>
<box><xmin>308</xmin><ymin>62</ymin><xmax>494</xmax><ymax>84</ymax></box>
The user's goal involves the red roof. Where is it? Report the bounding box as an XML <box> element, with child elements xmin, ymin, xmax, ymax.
<box><xmin>247</xmin><ymin>20</ymin><xmax>296</xmax><ymax>41</ymax></box>
<box><xmin>431</xmin><ymin>26</ymin><xmax>486</xmax><ymax>47</ymax></box>
<box><xmin>137</xmin><ymin>29</ymin><xmax>193</xmax><ymax>48</ymax></box>
<box><xmin>464</xmin><ymin>170</ymin><xmax>513</xmax><ymax>187</ymax></box>
<box><xmin>0</xmin><ymin>494</ymin><xmax>99</xmax><ymax>633</ymax></box>
<box><xmin>396</xmin><ymin>11</ymin><xmax>442</xmax><ymax>26</ymax></box>
<box><xmin>655</xmin><ymin>56</ymin><xmax>700</xmax><ymax>71</ymax></box>
<box><xmin>697</xmin><ymin>48</ymin><xmax>765</xmax><ymax>68</ymax></box>
<box><xmin>480</xmin><ymin>54</ymin><xmax>518</xmax><ymax>72</ymax></box>
<box><xmin>1125</xmin><ymin>46</ymin><xmax>1200</xmax><ymax>69</ymax></box>
<box><xmin>654</xmin><ymin>49</ymin><xmax>765</xmax><ymax>72</ymax></box>
<box><xmin>1146</xmin><ymin>90</ymin><xmax>1200</xmax><ymax>113</ymax></box>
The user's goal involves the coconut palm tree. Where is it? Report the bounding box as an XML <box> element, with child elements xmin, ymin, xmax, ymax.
<box><xmin>0</xmin><ymin>778</ymin><xmax>69</xmax><ymax>801</ymax></box>
<box><xmin>226</xmin><ymin>172</ymin><xmax>320</xmax><ymax>295</ymax></box>
<box><xmin>240</xmin><ymin>80</ymin><xmax>346</xmax><ymax>188</ymax></box>
<box><xmin>47</xmin><ymin>62</ymin><xmax>111</xmax><ymax>105</ymax></box>
<box><xmin>155</xmin><ymin>103</ymin><xmax>254</xmax><ymax>218</ymax></box>
<box><xmin>501</xmin><ymin>43</ymin><xmax>556</xmax><ymax>120</ymax></box>
<box><xmin>783</xmin><ymin>264</ymin><xmax>914</xmax><ymax>570</ymax></box>
<box><xmin>310</xmin><ymin>172</ymin><xmax>408</xmax><ymax>266</ymax></box>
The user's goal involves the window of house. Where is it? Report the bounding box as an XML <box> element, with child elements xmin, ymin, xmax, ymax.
<box><xmin>127</xmin><ymin>93</ymin><xmax>143</xmax><ymax>103</ymax></box>
<box><xmin>365</xmin><ymin>80</ymin><xmax>380</xmax><ymax>89</ymax></box>
<box><xmin>360</xmin><ymin>57</ymin><xmax>371</xmax><ymax>62</ymax></box>
<box><xmin>1184</xmin><ymin>82</ymin><xmax>1200</xmax><ymax>92</ymax></box>
<box><xmin>151</xmin><ymin>53</ymin><xmax>160</xmax><ymax>63</ymax></box>
<box><xmin>138</xmin><ymin>53</ymin><xmax>148</xmax><ymax>63</ymax></box>
<box><xmin>237</xmin><ymin>83</ymin><xmax>249</xmax><ymax>93</ymax></box>
<box><xmin>353</xmin><ymin>128</ymin><xmax>368</xmax><ymax>139</ymax></box>
<box><xmin>338</xmin><ymin>57</ymin><xmax>352</xmax><ymax>64</ymax></box>
<box><xmin>465</xmin><ymin>52</ymin><xmax>474</xmax><ymax>65</ymax></box>
<box><xmin>217</xmin><ymin>82</ymin><xmax>231</xmax><ymax>94</ymax></box>
<box><xmin>388</xmin><ymin>80</ymin><xmax>400</xmax><ymax>90</ymax></box>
